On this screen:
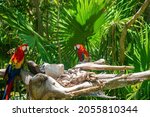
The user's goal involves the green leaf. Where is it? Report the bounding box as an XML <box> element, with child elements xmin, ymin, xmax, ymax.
<box><xmin>19</xmin><ymin>34</ymin><xmax>36</xmax><ymax>47</ymax></box>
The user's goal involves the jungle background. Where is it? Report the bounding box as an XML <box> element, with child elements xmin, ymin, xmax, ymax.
<box><xmin>0</xmin><ymin>0</ymin><xmax>150</xmax><ymax>100</ymax></box>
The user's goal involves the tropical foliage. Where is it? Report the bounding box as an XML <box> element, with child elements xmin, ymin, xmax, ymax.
<box><xmin>0</xmin><ymin>0</ymin><xmax>150</xmax><ymax>99</ymax></box>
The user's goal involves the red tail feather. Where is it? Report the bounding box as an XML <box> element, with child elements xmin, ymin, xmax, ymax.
<box><xmin>5</xmin><ymin>81</ymin><xmax>14</xmax><ymax>100</ymax></box>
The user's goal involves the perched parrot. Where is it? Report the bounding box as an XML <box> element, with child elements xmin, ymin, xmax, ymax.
<box><xmin>2</xmin><ymin>44</ymin><xmax>29</xmax><ymax>100</ymax></box>
<box><xmin>74</xmin><ymin>44</ymin><xmax>90</xmax><ymax>62</ymax></box>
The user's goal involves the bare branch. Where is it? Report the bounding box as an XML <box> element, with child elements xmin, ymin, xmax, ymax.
<box><xmin>119</xmin><ymin>0</ymin><xmax>150</xmax><ymax>64</ymax></box>
<box><xmin>75</xmin><ymin>63</ymin><xmax>134</xmax><ymax>70</ymax></box>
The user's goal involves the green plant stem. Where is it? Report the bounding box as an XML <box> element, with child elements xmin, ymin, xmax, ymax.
<box><xmin>119</xmin><ymin>0</ymin><xmax>150</xmax><ymax>65</ymax></box>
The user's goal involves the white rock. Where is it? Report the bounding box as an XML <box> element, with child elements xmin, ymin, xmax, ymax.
<box><xmin>42</xmin><ymin>63</ymin><xmax>64</xmax><ymax>79</ymax></box>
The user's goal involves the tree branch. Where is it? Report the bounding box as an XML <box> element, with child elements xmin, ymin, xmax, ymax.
<box><xmin>26</xmin><ymin>69</ymin><xmax>150</xmax><ymax>99</ymax></box>
<box><xmin>119</xmin><ymin>0</ymin><xmax>150</xmax><ymax>64</ymax></box>
<box><xmin>75</xmin><ymin>63</ymin><xmax>134</xmax><ymax>71</ymax></box>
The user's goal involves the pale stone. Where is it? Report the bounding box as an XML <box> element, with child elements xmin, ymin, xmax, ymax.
<box><xmin>42</xmin><ymin>63</ymin><xmax>64</xmax><ymax>79</ymax></box>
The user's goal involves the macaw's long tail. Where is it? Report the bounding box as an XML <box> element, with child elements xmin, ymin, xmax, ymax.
<box><xmin>2</xmin><ymin>81</ymin><xmax>14</xmax><ymax>100</ymax></box>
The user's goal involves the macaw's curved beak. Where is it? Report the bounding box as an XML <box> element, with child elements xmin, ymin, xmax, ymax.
<box><xmin>25</xmin><ymin>46</ymin><xmax>29</xmax><ymax>54</ymax></box>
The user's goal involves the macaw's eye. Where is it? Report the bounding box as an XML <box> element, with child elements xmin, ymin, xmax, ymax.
<box><xmin>76</xmin><ymin>44</ymin><xmax>80</xmax><ymax>49</ymax></box>
<box><xmin>22</xmin><ymin>46</ymin><xmax>29</xmax><ymax>51</ymax></box>
<box><xmin>22</xmin><ymin>46</ymin><xmax>26</xmax><ymax>51</ymax></box>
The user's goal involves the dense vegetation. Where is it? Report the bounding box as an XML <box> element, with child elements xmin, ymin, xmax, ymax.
<box><xmin>0</xmin><ymin>0</ymin><xmax>150</xmax><ymax>100</ymax></box>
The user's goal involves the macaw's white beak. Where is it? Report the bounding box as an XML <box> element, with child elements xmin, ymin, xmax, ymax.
<box><xmin>74</xmin><ymin>44</ymin><xmax>80</xmax><ymax>50</ymax></box>
<box><xmin>76</xmin><ymin>44</ymin><xmax>80</xmax><ymax>49</ymax></box>
<box><xmin>24</xmin><ymin>46</ymin><xmax>29</xmax><ymax>54</ymax></box>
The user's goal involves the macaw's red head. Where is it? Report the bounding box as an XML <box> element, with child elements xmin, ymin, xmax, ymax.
<box><xmin>17</xmin><ymin>44</ymin><xmax>29</xmax><ymax>54</ymax></box>
<box><xmin>19</xmin><ymin>44</ymin><xmax>29</xmax><ymax>52</ymax></box>
<box><xmin>74</xmin><ymin>44</ymin><xmax>85</xmax><ymax>50</ymax></box>
<box><xmin>10</xmin><ymin>44</ymin><xmax>29</xmax><ymax>64</ymax></box>
<box><xmin>74</xmin><ymin>44</ymin><xmax>89</xmax><ymax>62</ymax></box>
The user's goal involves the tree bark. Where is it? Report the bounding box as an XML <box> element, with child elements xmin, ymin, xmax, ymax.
<box><xmin>33</xmin><ymin>0</ymin><xmax>43</xmax><ymax>36</ymax></box>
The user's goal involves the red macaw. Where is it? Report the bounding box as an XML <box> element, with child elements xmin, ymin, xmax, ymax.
<box><xmin>2</xmin><ymin>44</ymin><xmax>29</xmax><ymax>100</ymax></box>
<box><xmin>74</xmin><ymin>44</ymin><xmax>90</xmax><ymax>62</ymax></box>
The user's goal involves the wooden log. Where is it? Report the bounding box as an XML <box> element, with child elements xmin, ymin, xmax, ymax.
<box><xmin>27</xmin><ymin>61</ymin><xmax>42</xmax><ymax>74</ymax></box>
<box><xmin>28</xmin><ymin>73</ymin><xmax>93</xmax><ymax>99</ymax></box>
<box><xmin>22</xmin><ymin>70</ymin><xmax>150</xmax><ymax>99</ymax></box>
<box><xmin>75</xmin><ymin>63</ymin><xmax>134</xmax><ymax>70</ymax></box>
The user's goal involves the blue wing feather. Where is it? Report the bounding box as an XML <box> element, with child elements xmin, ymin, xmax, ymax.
<box><xmin>2</xmin><ymin>64</ymin><xmax>21</xmax><ymax>100</ymax></box>
<box><xmin>81</xmin><ymin>53</ymin><xmax>84</xmax><ymax>61</ymax></box>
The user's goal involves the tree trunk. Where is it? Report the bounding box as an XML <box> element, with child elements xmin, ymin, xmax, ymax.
<box><xmin>33</xmin><ymin>0</ymin><xmax>43</xmax><ymax>36</ymax></box>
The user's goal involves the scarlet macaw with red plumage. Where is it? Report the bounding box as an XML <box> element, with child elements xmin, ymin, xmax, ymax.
<box><xmin>2</xmin><ymin>44</ymin><xmax>29</xmax><ymax>100</ymax></box>
<box><xmin>74</xmin><ymin>44</ymin><xmax>90</xmax><ymax>62</ymax></box>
